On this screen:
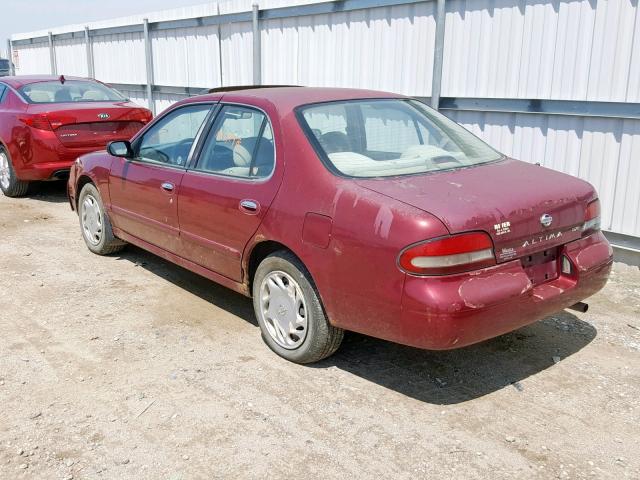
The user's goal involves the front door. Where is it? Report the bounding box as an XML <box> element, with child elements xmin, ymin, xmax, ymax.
<box><xmin>109</xmin><ymin>103</ymin><xmax>212</xmax><ymax>253</ymax></box>
<box><xmin>178</xmin><ymin>104</ymin><xmax>283</xmax><ymax>281</ymax></box>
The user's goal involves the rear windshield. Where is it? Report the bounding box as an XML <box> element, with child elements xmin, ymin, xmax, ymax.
<box><xmin>19</xmin><ymin>80</ymin><xmax>126</xmax><ymax>104</ymax></box>
<box><xmin>298</xmin><ymin>99</ymin><xmax>503</xmax><ymax>178</ymax></box>
<box><xmin>0</xmin><ymin>59</ymin><xmax>9</xmax><ymax>69</ymax></box>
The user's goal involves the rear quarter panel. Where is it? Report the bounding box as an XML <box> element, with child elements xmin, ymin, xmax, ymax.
<box><xmin>247</xmin><ymin>108</ymin><xmax>450</xmax><ymax>335</ymax></box>
<box><xmin>0</xmin><ymin>90</ymin><xmax>27</xmax><ymax>169</ymax></box>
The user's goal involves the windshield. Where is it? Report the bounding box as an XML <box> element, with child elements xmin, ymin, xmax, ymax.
<box><xmin>19</xmin><ymin>80</ymin><xmax>126</xmax><ymax>104</ymax></box>
<box><xmin>298</xmin><ymin>99</ymin><xmax>503</xmax><ymax>178</ymax></box>
<box><xmin>0</xmin><ymin>59</ymin><xmax>9</xmax><ymax>69</ymax></box>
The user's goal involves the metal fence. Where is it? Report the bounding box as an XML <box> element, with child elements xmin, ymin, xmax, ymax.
<box><xmin>8</xmin><ymin>0</ymin><xmax>640</xmax><ymax>254</ymax></box>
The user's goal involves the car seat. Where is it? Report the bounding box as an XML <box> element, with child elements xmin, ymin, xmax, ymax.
<box><xmin>54</xmin><ymin>89</ymin><xmax>72</xmax><ymax>102</ymax></box>
<box><xmin>319</xmin><ymin>131</ymin><xmax>351</xmax><ymax>153</ymax></box>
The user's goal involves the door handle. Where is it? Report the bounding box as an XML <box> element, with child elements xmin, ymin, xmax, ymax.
<box><xmin>239</xmin><ymin>199</ymin><xmax>260</xmax><ymax>214</ymax></box>
<box><xmin>161</xmin><ymin>182</ymin><xmax>174</xmax><ymax>192</ymax></box>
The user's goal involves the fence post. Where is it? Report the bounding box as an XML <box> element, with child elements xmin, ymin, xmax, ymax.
<box><xmin>217</xmin><ymin>3</ymin><xmax>224</xmax><ymax>87</ymax></box>
<box><xmin>252</xmin><ymin>4</ymin><xmax>261</xmax><ymax>85</ymax></box>
<box><xmin>6</xmin><ymin>39</ymin><xmax>15</xmax><ymax>75</ymax></box>
<box><xmin>143</xmin><ymin>18</ymin><xmax>155</xmax><ymax>114</ymax></box>
<box><xmin>48</xmin><ymin>32</ymin><xmax>57</xmax><ymax>75</ymax></box>
<box><xmin>430</xmin><ymin>0</ymin><xmax>446</xmax><ymax>109</ymax></box>
<box><xmin>84</xmin><ymin>27</ymin><xmax>95</xmax><ymax>78</ymax></box>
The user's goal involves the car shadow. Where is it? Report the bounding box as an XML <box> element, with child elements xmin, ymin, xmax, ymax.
<box><xmin>116</xmin><ymin>245</ymin><xmax>596</xmax><ymax>405</ymax></box>
<box><xmin>314</xmin><ymin>312</ymin><xmax>596</xmax><ymax>404</ymax></box>
<box><xmin>115</xmin><ymin>246</ymin><xmax>257</xmax><ymax>326</ymax></box>
<box><xmin>22</xmin><ymin>180</ymin><xmax>69</xmax><ymax>203</ymax></box>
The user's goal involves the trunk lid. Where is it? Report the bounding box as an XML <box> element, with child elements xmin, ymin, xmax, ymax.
<box><xmin>27</xmin><ymin>101</ymin><xmax>150</xmax><ymax>148</ymax></box>
<box><xmin>356</xmin><ymin>158</ymin><xmax>596</xmax><ymax>262</ymax></box>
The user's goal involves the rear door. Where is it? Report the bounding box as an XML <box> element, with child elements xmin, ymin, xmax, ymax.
<box><xmin>177</xmin><ymin>104</ymin><xmax>282</xmax><ymax>281</ymax></box>
<box><xmin>109</xmin><ymin>103</ymin><xmax>213</xmax><ymax>253</ymax></box>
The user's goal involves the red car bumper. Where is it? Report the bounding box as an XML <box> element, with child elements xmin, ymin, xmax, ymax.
<box><xmin>398</xmin><ymin>231</ymin><xmax>613</xmax><ymax>350</ymax></box>
<box><xmin>12</xmin><ymin>130</ymin><xmax>102</xmax><ymax>181</ymax></box>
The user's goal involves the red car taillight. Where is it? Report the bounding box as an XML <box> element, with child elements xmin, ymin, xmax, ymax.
<box><xmin>582</xmin><ymin>199</ymin><xmax>601</xmax><ymax>235</ymax></box>
<box><xmin>19</xmin><ymin>114</ymin><xmax>53</xmax><ymax>131</ymax></box>
<box><xmin>398</xmin><ymin>231</ymin><xmax>496</xmax><ymax>276</ymax></box>
<box><xmin>130</xmin><ymin>109</ymin><xmax>153</xmax><ymax>124</ymax></box>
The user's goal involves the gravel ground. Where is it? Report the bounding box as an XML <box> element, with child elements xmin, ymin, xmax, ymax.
<box><xmin>1</xmin><ymin>182</ymin><xmax>639</xmax><ymax>480</ymax></box>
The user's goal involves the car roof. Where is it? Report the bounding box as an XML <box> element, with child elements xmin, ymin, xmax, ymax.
<box><xmin>0</xmin><ymin>75</ymin><xmax>92</xmax><ymax>89</ymax></box>
<box><xmin>179</xmin><ymin>86</ymin><xmax>407</xmax><ymax>113</ymax></box>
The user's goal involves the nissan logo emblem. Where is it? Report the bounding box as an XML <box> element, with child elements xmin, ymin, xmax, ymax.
<box><xmin>97</xmin><ymin>113</ymin><xmax>110</xmax><ymax>120</ymax></box>
<box><xmin>540</xmin><ymin>213</ymin><xmax>553</xmax><ymax>228</ymax></box>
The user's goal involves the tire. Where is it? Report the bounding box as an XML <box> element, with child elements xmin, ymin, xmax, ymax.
<box><xmin>252</xmin><ymin>250</ymin><xmax>344</xmax><ymax>363</ymax></box>
<box><xmin>78</xmin><ymin>183</ymin><xmax>126</xmax><ymax>255</ymax></box>
<box><xmin>0</xmin><ymin>146</ymin><xmax>29</xmax><ymax>198</ymax></box>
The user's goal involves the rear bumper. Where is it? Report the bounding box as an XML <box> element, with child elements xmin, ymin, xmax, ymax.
<box><xmin>12</xmin><ymin>130</ymin><xmax>101</xmax><ymax>181</ymax></box>
<box><xmin>398</xmin><ymin>231</ymin><xmax>613</xmax><ymax>350</ymax></box>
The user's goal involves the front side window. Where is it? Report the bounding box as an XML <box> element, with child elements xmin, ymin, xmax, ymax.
<box><xmin>136</xmin><ymin>104</ymin><xmax>211</xmax><ymax>166</ymax></box>
<box><xmin>18</xmin><ymin>80</ymin><xmax>127</xmax><ymax>104</ymax></box>
<box><xmin>298</xmin><ymin>99</ymin><xmax>502</xmax><ymax>178</ymax></box>
<box><xmin>194</xmin><ymin>105</ymin><xmax>275</xmax><ymax>179</ymax></box>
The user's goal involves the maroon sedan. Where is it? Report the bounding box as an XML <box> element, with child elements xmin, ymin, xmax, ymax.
<box><xmin>68</xmin><ymin>87</ymin><xmax>612</xmax><ymax>363</ymax></box>
<box><xmin>0</xmin><ymin>75</ymin><xmax>152</xmax><ymax>197</ymax></box>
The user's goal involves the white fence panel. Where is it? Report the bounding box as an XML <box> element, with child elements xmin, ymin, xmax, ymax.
<box><xmin>54</xmin><ymin>38</ymin><xmax>88</xmax><ymax>77</ymax></box>
<box><xmin>14</xmin><ymin>44</ymin><xmax>51</xmax><ymax>75</ymax></box>
<box><xmin>151</xmin><ymin>25</ymin><xmax>222</xmax><ymax>89</ymax></box>
<box><xmin>92</xmin><ymin>32</ymin><xmax>146</xmax><ymax>84</ymax></box>
<box><xmin>262</xmin><ymin>3</ymin><xmax>436</xmax><ymax>96</ymax></box>
<box><xmin>442</xmin><ymin>0</ymin><xmax>639</xmax><ymax>102</ymax></box>
<box><xmin>220</xmin><ymin>22</ymin><xmax>254</xmax><ymax>86</ymax></box>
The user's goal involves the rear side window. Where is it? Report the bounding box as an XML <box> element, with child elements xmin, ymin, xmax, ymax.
<box><xmin>194</xmin><ymin>105</ymin><xmax>275</xmax><ymax>179</ymax></box>
<box><xmin>19</xmin><ymin>80</ymin><xmax>126</xmax><ymax>104</ymax></box>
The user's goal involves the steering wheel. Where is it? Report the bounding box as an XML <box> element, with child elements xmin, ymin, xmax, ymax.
<box><xmin>171</xmin><ymin>138</ymin><xmax>195</xmax><ymax>166</ymax></box>
<box><xmin>142</xmin><ymin>148</ymin><xmax>170</xmax><ymax>164</ymax></box>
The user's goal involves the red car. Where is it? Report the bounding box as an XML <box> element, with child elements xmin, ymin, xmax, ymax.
<box><xmin>67</xmin><ymin>87</ymin><xmax>612</xmax><ymax>363</ymax></box>
<box><xmin>0</xmin><ymin>75</ymin><xmax>152</xmax><ymax>197</ymax></box>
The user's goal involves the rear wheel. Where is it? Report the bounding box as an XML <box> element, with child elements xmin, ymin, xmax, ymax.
<box><xmin>78</xmin><ymin>183</ymin><xmax>126</xmax><ymax>255</ymax></box>
<box><xmin>253</xmin><ymin>251</ymin><xmax>344</xmax><ymax>363</ymax></box>
<box><xmin>0</xmin><ymin>146</ymin><xmax>29</xmax><ymax>198</ymax></box>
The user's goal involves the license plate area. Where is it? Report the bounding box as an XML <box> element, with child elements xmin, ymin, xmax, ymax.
<box><xmin>521</xmin><ymin>247</ymin><xmax>559</xmax><ymax>286</ymax></box>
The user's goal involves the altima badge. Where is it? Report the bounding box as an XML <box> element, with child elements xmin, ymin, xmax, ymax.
<box><xmin>540</xmin><ymin>213</ymin><xmax>553</xmax><ymax>228</ymax></box>
<box><xmin>97</xmin><ymin>113</ymin><xmax>110</xmax><ymax>120</ymax></box>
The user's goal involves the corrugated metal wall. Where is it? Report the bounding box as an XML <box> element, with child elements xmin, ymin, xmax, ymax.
<box><xmin>9</xmin><ymin>0</ymin><xmax>640</xmax><ymax>242</ymax></box>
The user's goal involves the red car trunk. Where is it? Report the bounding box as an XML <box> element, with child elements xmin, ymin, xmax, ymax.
<box><xmin>26</xmin><ymin>101</ymin><xmax>150</xmax><ymax>148</ymax></box>
<box><xmin>356</xmin><ymin>158</ymin><xmax>596</xmax><ymax>263</ymax></box>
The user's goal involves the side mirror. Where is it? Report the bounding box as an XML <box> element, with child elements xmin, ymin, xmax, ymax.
<box><xmin>107</xmin><ymin>140</ymin><xmax>134</xmax><ymax>158</ymax></box>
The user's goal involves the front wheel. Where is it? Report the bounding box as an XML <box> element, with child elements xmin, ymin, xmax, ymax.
<box><xmin>252</xmin><ymin>251</ymin><xmax>344</xmax><ymax>363</ymax></box>
<box><xmin>0</xmin><ymin>146</ymin><xmax>29</xmax><ymax>198</ymax></box>
<box><xmin>78</xmin><ymin>183</ymin><xmax>126</xmax><ymax>255</ymax></box>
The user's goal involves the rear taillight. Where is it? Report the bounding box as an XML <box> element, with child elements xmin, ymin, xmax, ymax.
<box><xmin>398</xmin><ymin>231</ymin><xmax>496</xmax><ymax>276</ymax></box>
<box><xmin>131</xmin><ymin>109</ymin><xmax>153</xmax><ymax>124</ymax></box>
<box><xmin>582</xmin><ymin>199</ymin><xmax>601</xmax><ymax>235</ymax></box>
<box><xmin>19</xmin><ymin>114</ymin><xmax>53</xmax><ymax>131</ymax></box>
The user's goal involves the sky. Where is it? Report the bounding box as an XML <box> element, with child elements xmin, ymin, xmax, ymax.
<box><xmin>1</xmin><ymin>0</ymin><xmax>207</xmax><ymax>58</ymax></box>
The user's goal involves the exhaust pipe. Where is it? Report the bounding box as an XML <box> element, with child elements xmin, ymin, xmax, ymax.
<box><xmin>568</xmin><ymin>302</ymin><xmax>589</xmax><ymax>313</ymax></box>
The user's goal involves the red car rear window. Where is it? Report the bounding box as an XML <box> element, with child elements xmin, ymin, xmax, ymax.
<box><xmin>19</xmin><ymin>80</ymin><xmax>126</xmax><ymax>104</ymax></box>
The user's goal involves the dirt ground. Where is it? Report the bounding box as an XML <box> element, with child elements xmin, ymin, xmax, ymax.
<box><xmin>0</xmin><ymin>182</ymin><xmax>639</xmax><ymax>480</ymax></box>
